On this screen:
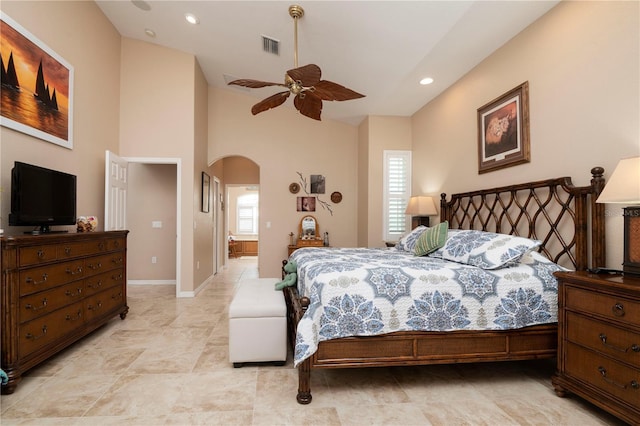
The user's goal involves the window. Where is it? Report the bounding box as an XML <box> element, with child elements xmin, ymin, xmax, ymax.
<box><xmin>383</xmin><ymin>150</ymin><xmax>411</xmax><ymax>241</ymax></box>
<box><xmin>237</xmin><ymin>193</ymin><xmax>258</xmax><ymax>234</ymax></box>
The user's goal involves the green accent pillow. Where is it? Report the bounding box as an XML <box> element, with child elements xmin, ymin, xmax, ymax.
<box><xmin>414</xmin><ymin>221</ymin><xmax>449</xmax><ymax>256</ymax></box>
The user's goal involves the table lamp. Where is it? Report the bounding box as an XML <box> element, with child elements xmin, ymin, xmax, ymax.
<box><xmin>596</xmin><ymin>156</ymin><xmax>640</xmax><ymax>274</ymax></box>
<box><xmin>405</xmin><ymin>196</ymin><xmax>438</xmax><ymax>229</ymax></box>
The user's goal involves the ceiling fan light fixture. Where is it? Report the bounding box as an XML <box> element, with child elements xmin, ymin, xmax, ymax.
<box><xmin>227</xmin><ymin>4</ymin><xmax>364</xmax><ymax>121</ymax></box>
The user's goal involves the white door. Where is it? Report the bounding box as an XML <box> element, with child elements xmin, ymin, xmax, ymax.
<box><xmin>104</xmin><ymin>150</ymin><xmax>128</xmax><ymax>231</ymax></box>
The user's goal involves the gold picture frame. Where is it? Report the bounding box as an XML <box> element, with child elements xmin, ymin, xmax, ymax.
<box><xmin>477</xmin><ymin>81</ymin><xmax>530</xmax><ymax>174</ymax></box>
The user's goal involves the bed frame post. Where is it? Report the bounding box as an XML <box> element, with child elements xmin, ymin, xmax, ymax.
<box><xmin>590</xmin><ymin>166</ymin><xmax>606</xmax><ymax>269</ymax></box>
<box><xmin>297</xmin><ymin>358</ymin><xmax>312</xmax><ymax>404</ymax></box>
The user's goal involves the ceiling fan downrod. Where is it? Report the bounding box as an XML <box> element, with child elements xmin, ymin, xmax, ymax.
<box><xmin>289</xmin><ymin>5</ymin><xmax>304</xmax><ymax>68</ymax></box>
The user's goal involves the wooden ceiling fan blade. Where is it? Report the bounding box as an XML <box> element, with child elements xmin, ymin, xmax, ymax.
<box><xmin>251</xmin><ymin>91</ymin><xmax>291</xmax><ymax>115</ymax></box>
<box><xmin>311</xmin><ymin>80</ymin><xmax>365</xmax><ymax>101</ymax></box>
<box><xmin>294</xmin><ymin>92</ymin><xmax>322</xmax><ymax>121</ymax></box>
<box><xmin>287</xmin><ymin>64</ymin><xmax>321</xmax><ymax>87</ymax></box>
<box><xmin>228</xmin><ymin>79</ymin><xmax>286</xmax><ymax>89</ymax></box>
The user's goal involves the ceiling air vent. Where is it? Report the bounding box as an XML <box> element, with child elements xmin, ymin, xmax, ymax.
<box><xmin>261</xmin><ymin>35</ymin><xmax>279</xmax><ymax>55</ymax></box>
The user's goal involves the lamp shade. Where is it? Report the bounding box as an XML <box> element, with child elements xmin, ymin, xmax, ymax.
<box><xmin>405</xmin><ymin>196</ymin><xmax>438</xmax><ymax>216</ymax></box>
<box><xmin>596</xmin><ymin>156</ymin><xmax>640</xmax><ymax>204</ymax></box>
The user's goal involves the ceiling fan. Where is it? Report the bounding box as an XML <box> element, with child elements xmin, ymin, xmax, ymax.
<box><xmin>228</xmin><ymin>5</ymin><xmax>365</xmax><ymax>121</ymax></box>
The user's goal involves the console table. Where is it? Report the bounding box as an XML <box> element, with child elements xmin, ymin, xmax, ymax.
<box><xmin>1</xmin><ymin>231</ymin><xmax>129</xmax><ymax>394</ymax></box>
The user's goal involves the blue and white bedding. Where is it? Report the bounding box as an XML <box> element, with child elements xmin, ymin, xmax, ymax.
<box><xmin>290</xmin><ymin>245</ymin><xmax>565</xmax><ymax>366</ymax></box>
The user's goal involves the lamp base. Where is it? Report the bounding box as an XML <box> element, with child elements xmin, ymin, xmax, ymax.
<box><xmin>411</xmin><ymin>216</ymin><xmax>430</xmax><ymax>229</ymax></box>
<box><xmin>623</xmin><ymin>206</ymin><xmax>640</xmax><ymax>275</ymax></box>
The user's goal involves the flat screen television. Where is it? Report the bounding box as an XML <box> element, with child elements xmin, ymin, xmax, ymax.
<box><xmin>9</xmin><ymin>161</ymin><xmax>77</xmax><ymax>234</ymax></box>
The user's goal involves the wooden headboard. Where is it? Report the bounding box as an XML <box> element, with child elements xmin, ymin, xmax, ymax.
<box><xmin>440</xmin><ymin>167</ymin><xmax>605</xmax><ymax>271</ymax></box>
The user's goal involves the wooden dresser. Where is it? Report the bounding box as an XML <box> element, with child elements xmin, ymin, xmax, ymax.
<box><xmin>1</xmin><ymin>231</ymin><xmax>129</xmax><ymax>394</ymax></box>
<box><xmin>552</xmin><ymin>271</ymin><xmax>639</xmax><ymax>424</ymax></box>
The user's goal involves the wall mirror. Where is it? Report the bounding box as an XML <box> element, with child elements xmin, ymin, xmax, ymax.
<box><xmin>299</xmin><ymin>215</ymin><xmax>318</xmax><ymax>239</ymax></box>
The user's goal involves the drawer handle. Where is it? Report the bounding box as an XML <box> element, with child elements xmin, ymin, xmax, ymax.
<box><xmin>113</xmin><ymin>240</ymin><xmax>120</xmax><ymax>248</ymax></box>
<box><xmin>66</xmin><ymin>266</ymin><xmax>83</xmax><ymax>275</ymax></box>
<box><xmin>611</xmin><ymin>303</ymin><xmax>625</xmax><ymax>317</ymax></box>
<box><xmin>64</xmin><ymin>247</ymin><xmax>72</xmax><ymax>255</ymax></box>
<box><xmin>26</xmin><ymin>325</ymin><xmax>47</xmax><ymax>340</ymax></box>
<box><xmin>112</xmin><ymin>292</ymin><xmax>123</xmax><ymax>300</ymax></box>
<box><xmin>598</xmin><ymin>366</ymin><xmax>637</xmax><ymax>390</ymax></box>
<box><xmin>65</xmin><ymin>310</ymin><xmax>83</xmax><ymax>321</ymax></box>
<box><xmin>112</xmin><ymin>273</ymin><xmax>123</xmax><ymax>281</ymax></box>
<box><xmin>25</xmin><ymin>298</ymin><xmax>48</xmax><ymax>311</ymax></box>
<box><xmin>87</xmin><ymin>280</ymin><xmax>103</xmax><ymax>289</ymax></box>
<box><xmin>87</xmin><ymin>262</ymin><xmax>102</xmax><ymax>270</ymax></box>
<box><xmin>88</xmin><ymin>302</ymin><xmax>103</xmax><ymax>311</ymax></box>
<box><xmin>112</xmin><ymin>257</ymin><xmax>123</xmax><ymax>265</ymax></box>
<box><xmin>26</xmin><ymin>273</ymin><xmax>48</xmax><ymax>285</ymax></box>
<box><xmin>65</xmin><ymin>288</ymin><xmax>83</xmax><ymax>297</ymax></box>
<box><xmin>37</xmin><ymin>250</ymin><xmax>45</xmax><ymax>259</ymax></box>
<box><xmin>599</xmin><ymin>333</ymin><xmax>640</xmax><ymax>353</ymax></box>
<box><xmin>98</xmin><ymin>242</ymin><xmax>106</xmax><ymax>250</ymax></box>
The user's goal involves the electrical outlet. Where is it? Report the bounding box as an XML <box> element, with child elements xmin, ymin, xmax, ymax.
<box><xmin>197</xmin><ymin>261</ymin><xmax>200</xmax><ymax>269</ymax></box>
<box><xmin>151</xmin><ymin>256</ymin><xmax>157</xmax><ymax>264</ymax></box>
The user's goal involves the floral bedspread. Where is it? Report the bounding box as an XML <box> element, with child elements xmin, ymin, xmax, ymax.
<box><xmin>289</xmin><ymin>247</ymin><xmax>564</xmax><ymax>366</ymax></box>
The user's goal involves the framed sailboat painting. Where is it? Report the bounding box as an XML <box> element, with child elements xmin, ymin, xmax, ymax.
<box><xmin>0</xmin><ymin>12</ymin><xmax>74</xmax><ymax>149</ymax></box>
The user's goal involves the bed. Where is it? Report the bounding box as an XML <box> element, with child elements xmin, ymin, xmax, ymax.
<box><xmin>283</xmin><ymin>167</ymin><xmax>606</xmax><ymax>404</ymax></box>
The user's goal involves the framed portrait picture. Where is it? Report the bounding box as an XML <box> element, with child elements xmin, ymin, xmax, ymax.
<box><xmin>0</xmin><ymin>12</ymin><xmax>74</xmax><ymax>149</ymax></box>
<box><xmin>310</xmin><ymin>174</ymin><xmax>325</xmax><ymax>194</ymax></box>
<box><xmin>201</xmin><ymin>172</ymin><xmax>210</xmax><ymax>213</ymax></box>
<box><xmin>297</xmin><ymin>196</ymin><xmax>316</xmax><ymax>212</ymax></box>
<box><xmin>477</xmin><ymin>81</ymin><xmax>530</xmax><ymax>174</ymax></box>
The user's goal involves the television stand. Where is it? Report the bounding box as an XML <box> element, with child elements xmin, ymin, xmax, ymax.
<box><xmin>25</xmin><ymin>225</ymin><xmax>69</xmax><ymax>235</ymax></box>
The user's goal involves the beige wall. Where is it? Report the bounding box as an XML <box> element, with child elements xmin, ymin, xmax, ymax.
<box><xmin>1</xmin><ymin>1</ymin><xmax>120</xmax><ymax>233</ymax></box>
<box><xmin>209</xmin><ymin>87</ymin><xmax>359</xmax><ymax>277</ymax></box>
<box><xmin>411</xmin><ymin>1</ymin><xmax>639</xmax><ymax>269</ymax></box>
<box><xmin>118</xmin><ymin>38</ymin><xmax>206</xmax><ymax>295</ymax></box>
<box><xmin>361</xmin><ymin>116</ymin><xmax>412</xmax><ymax>247</ymax></box>
<box><xmin>127</xmin><ymin>164</ymin><xmax>177</xmax><ymax>281</ymax></box>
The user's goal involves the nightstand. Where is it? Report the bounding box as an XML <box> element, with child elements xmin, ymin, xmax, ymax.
<box><xmin>552</xmin><ymin>271</ymin><xmax>640</xmax><ymax>424</ymax></box>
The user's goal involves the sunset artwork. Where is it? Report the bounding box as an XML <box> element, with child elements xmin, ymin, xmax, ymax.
<box><xmin>1</xmin><ymin>12</ymin><xmax>73</xmax><ymax>149</ymax></box>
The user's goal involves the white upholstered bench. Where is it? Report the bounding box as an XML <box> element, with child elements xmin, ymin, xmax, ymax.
<box><xmin>228</xmin><ymin>278</ymin><xmax>287</xmax><ymax>367</ymax></box>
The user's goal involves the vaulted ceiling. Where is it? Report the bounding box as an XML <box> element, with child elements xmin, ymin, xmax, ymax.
<box><xmin>96</xmin><ymin>1</ymin><xmax>559</xmax><ymax>125</ymax></box>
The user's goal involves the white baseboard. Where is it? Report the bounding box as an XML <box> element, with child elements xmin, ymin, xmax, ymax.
<box><xmin>128</xmin><ymin>280</ymin><xmax>176</xmax><ymax>285</ymax></box>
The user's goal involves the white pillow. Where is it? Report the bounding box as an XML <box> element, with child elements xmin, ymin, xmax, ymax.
<box><xmin>394</xmin><ymin>225</ymin><xmax>428</xmax><ymax>252</ymax></box>
<box><xmin>429</xmin><ymin>229</ymin><xmax>541</xmax><ymax>269</ymax></box>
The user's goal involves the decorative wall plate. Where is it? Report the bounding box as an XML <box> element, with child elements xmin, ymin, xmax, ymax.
<box><xmin>330</xmin><ymin>191</ymin><xmax>342</xmax><ymax>203</ymax></box>
<box><xmin>289</xmin><ymin>183</ymin><xmax>300</xmax><ymax>194</ymax></box>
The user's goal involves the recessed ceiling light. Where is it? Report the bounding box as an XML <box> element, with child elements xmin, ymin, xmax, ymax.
<box><xmin>185</xmin><ymin>13</ymin><xmax>199</xmax><ymax>25</ymax></box>
<box><xmin>144</xmin><ymin>28</ymin><xmax>156</xmax><ymax>38</ymax></box>
<box><xmin>420</xmin><ymin>77</ymin><xmax>434</xmax><ymax>85</ymax></box>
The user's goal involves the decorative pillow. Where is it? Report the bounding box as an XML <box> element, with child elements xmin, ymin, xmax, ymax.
<box><xmin>394</xmin><ymin>225</ymin><xmax>427</xmax><ymax>252</ymax></box>
<box><xmin>429</xmin><ymin>229</ymin><xmax>541</xmax><ymax>269</ymax></box>
<box><xmin>414</xmin><ymin>221</ymin><xmax>449</xmax><ymax>256</ymax></box>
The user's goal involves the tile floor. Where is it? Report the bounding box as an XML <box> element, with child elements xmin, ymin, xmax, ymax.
<box><xmin>0</xmin><ymin>257</ymin><xmax>626</xmax><ymax>425</ymax></box>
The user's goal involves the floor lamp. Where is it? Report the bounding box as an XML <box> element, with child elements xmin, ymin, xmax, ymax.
<box><xmin>405</xmin><ymin>196</ymin><xmax>438</xmax><ymax>229</ymax></box>
<box><xmin>596</xmin><ymin>156</ymin><xmax>640</xmax><ymax>275</ymax></box>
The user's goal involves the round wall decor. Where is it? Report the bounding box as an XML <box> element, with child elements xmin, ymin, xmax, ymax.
<box><xmin>289</xmin><ymin>183</ymin><xmax>300</xmax><ymax>194</ymax></box>
<box><xmin>330</xmin><ymin>191</ymin><xmax>342</xmax><ymax>203</ymax></box>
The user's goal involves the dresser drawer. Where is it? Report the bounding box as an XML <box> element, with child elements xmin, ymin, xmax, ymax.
<box><xmin>84</xmin><ymin>252</ymin><xmax>126</xmax><ymax>277</ymax></box>
<box><xmin>84</xmin><ymin>269</ymin><xmax>125</xmax><ymax>296</ymax></box>
<box><xmin>85</xmin><ymin>287</ymin><xmax>125</xmax><ymax>322</ymax></box>
<box><xmin>19</xmin><ymin>281</ymin><xmax>85</xmax><ymax>324</ymax></box>
<box><xmin>565</xmin><ymin>286</ymin><xmax>640</xmax><ymax>327</ymax></box>
<box><xmin>18</xmin><ymin>245</ymin><xmax>58</xmax><ymax>267</ymax></box>
<box><xmin>19</xmin><ymin>260</ymin><xmax>85</xmax><ymax>296</ymax></box>
<box><xmin>567</xmin><ymin>311</ymin><xmax>640</xmax><ymax>366</ymax></box>
<box><xmin>566</xmin><ymin>342</ymin><xmax>640</xmax><ymax>409</ymax></box>
<box><xmin>18</xmin><ymin>301</ymin><xmax>85</xmax><ymax>358</ymax></box>
<box><xmin>106</xmin><ymin>237</ymin><xmax>126</xmax><ymax>252</ymax></box>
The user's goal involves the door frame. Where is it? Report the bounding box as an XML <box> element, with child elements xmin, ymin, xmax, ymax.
<box><xmin>106</xmin><ymin>153</ymin><xmax>182</xmax><ymax>297</ymax></box>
